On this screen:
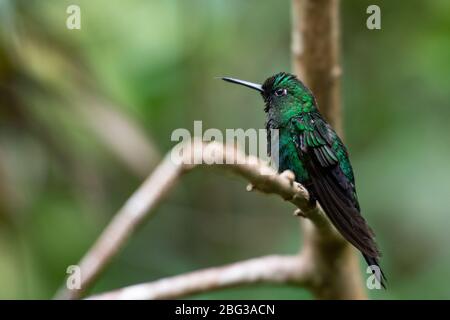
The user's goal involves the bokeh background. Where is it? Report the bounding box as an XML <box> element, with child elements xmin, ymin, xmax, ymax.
<box><xmin>0</xmin><ymin>0</ymin><xmax>449</xmax><ymax>299</ymax></box>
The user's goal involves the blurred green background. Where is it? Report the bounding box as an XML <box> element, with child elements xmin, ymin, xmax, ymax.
<box><xmin>0</xmin><ymin>0</ymin><xmax>449</xmax><ymax>299</ymax></box>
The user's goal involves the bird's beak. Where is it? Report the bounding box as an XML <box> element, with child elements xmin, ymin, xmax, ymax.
<box><xmin>221</xmin><ymin>77</ymin><xmax>263</xmax><ymax>93</ymax></box>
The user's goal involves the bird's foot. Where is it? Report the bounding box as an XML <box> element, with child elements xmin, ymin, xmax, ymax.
<box><xmin>280</xmin><ymin>170</ymin><xmax>296</xmax><ymax>185</ymax></box>
<box><xmin>293</xmin><ymin>208</ymin><xmax>307</xmax><ymax>218</ymax></box>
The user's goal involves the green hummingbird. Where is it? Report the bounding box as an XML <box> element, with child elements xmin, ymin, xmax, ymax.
<box><xmin>222</xmin><ymin>72</ymin><xmax>385</xmax><ymax>287</ymax></box>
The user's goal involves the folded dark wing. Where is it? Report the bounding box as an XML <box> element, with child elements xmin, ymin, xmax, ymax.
<box><xmin>291</xmin><ymin>116</ymin><xmax>379</xmax><ymax>258</ymax></box>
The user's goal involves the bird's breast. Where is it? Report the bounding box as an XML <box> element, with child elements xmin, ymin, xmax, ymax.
<box><xmin>276</xmin><ymin>130</ymin><xmax>309</xmax><ymax>183</ymax></box>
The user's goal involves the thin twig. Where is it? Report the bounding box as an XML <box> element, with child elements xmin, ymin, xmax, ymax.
<box><xmin>88</xmin><ymin>255</ymin><xmax>311</xmax><ymax>300</ymax></box>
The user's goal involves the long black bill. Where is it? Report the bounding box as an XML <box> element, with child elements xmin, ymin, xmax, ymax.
<box><xmin>221</xmin><ymin>77</ymin><xmax>263</xmax><ymax>92</ymax></box>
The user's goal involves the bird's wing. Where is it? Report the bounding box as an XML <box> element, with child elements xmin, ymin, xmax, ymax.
<box><xmin>290</xmin><ymin>115</ymin><xmax>380</xmax><ymax>259</ymax></box>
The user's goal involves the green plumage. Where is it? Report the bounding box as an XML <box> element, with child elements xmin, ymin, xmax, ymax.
<box><xmin>223</xmin><ymin>72</ymin><xmax>386</xmax><ymax>287</ymax></box>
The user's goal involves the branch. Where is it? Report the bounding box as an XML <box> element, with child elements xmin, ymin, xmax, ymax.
<box><xmin>291</xmin><ymin>0</ymin><xmax>367</xmax><ymax>299</ymax></box>
<box><xmin>88</xmin><ymin>254</ymin><xmax>310</xmax><ymax>300</ymax></box>
<box><xmin>77</xmin><ymin>95</ymin><xmax>161</xmax><ymax>177</ymax></box>
<box><xmin>292</xmin><ymin>0</ymin><xmax>342</xmax><ymax>132</ymax></box>
<box><xmin>55</xmin><ymin>141</ymin><xmax>338</xmax><ymax>300</ymax></box>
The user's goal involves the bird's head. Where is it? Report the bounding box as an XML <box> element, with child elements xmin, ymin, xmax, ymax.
<box><xmin>222</xmin><ymin>72</ymin><xmax>317</xmax><ymax>123</ymax></box>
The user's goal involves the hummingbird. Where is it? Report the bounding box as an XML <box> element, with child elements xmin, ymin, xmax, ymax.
<box><xmin>222</xmin><ymin>72</ymin><xmax>386</xmax><ymax>288</ymax></box>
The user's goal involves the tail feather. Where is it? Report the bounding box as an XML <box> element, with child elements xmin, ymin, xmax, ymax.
<box><xmin>309</xmin><ymin>160</ymin><xmax>379</xmax><ymax>257</ymax></box>
<box><xmin>364</xmin><ymin>254</ymin><xmax>387</xmax><ymax>289</ymax></box>
<box><xmin>307</xmin><ymin>158</ymin><xmax>387</xmax><ymax>288</ymax></box>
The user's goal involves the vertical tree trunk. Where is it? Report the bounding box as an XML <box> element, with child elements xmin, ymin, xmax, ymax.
<box><xmin>291</xmin><ymin>0</ymin><xmax>367</xmax><ymax>299</ymax></box>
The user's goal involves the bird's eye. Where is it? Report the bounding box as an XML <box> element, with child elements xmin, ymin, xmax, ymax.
<box><xmin>275</xmin><ymin>88</ymin><xmax>287</xmax><ymax>97</ymax></box>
